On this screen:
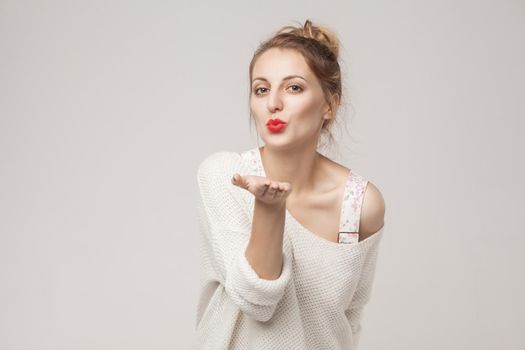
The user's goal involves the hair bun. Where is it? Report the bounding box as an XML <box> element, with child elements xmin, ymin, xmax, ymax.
<box><xmin>302</xmin><ymin>19</ymin><xmax>340</xmax><ymax>58</ymax></box>
<box><xmin>276</xmin><ymin>19</ymin><xmax>340</xmax><ymax>59</ymax></box>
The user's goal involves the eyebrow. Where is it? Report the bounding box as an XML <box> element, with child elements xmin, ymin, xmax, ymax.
<box><xmin>251</xmin><ymin>75</ymin><xmax>308</xmax><ymax>84</ymax></box>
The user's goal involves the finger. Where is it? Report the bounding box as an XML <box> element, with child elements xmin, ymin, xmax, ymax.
<box><xmin>260</xmin><ymin>182</ymin><xmax>270</xmax><ymax>196</ymax></box>
<box><xmin>275</xmin><ymin>188</ymin><xmax>285</xmax><ymax>199</ymax></box>
<box><xmin>266</xmin><ymin>188</ymin><xmax>277</xmax><ymax>199</ymax></box>
<box><xmin>264</xmin><ymin>184</ymin><xmax>274</xmax><ymax>196</ymax></box>
<box><xmin>276</xmin><ymin>184</ymin><xmax>286</xmax><ymax>198</ymax></box>
<box><xmin>276</xmin><ymin>185</ymin><xmax>289</xmax><ymax>198</ymax></box>
<box><xmin>266</xmin><ymin>183</ymin><xmax>279</xmax><ymax>198</ymax></box>
<box><xmin>280</xmin><ymin>183</ymin><xmax>290</xmax><ymax>193</ymax></box>
<box><xmin>232</xmin><ymin>174</ymin><xmax>244</xmax><ymax>188</ymax></box>
<box><xmin>231</xmin><ymin>173</ymin><xmax>239</xmax><ymax>184</ymax></box>
<box><xmin>273</xmin><ymin>186</ymin><xmax>281</xmax><ymax>197</ymax></box>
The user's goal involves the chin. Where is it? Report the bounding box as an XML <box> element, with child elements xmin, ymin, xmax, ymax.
<box><xmin>261</xmin><ymin>135</ymin><xmax>303</xmax><ymax>152</ymax></box>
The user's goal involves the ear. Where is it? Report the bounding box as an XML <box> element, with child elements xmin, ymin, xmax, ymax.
<box><xmin>322</xmin><ymin>94</ymin><xmax>339</xmax><ymax>120</ymax></box>
<box><xmin>322</xmin><ymin>106</ymin><xmax>331</xmax><ymax>120</ymax></box>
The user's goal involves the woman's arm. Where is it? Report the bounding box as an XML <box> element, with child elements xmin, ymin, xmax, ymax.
<box><xmin>345</xmin><ymin>234</ymin><xmax>382</xmax><ymax>347</ymax></box>
<box><xmin>197</xmin><ymin>151</ymin><xmax>293</xmax><ymax>323</ymax></box>
<box><xmin>245</xmin><ymin>198</ymin><xmax>286</xmax><ymax>280</ymax></box>
<box><xmin>345</xmin><ymin>181</ymin><xmax>386</xmax><ymax>347</ymax></box>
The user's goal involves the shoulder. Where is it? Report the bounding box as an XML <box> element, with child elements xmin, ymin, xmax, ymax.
<box><xmin>359</xmin><ymin>180</ymin><xmax>386</xmax><ymax>240</ymax></box>
<box><xmin>196</xmin><ymin>150</ymin><xmax>251</xmax><ymax>229</ymax></box>
<box><xmin>197</xmin><ymin>151</ymin><xmax>242</xmax><ymax>182</ymax></box>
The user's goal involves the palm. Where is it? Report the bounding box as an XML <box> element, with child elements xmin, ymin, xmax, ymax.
<box><xmin>231</xmin><ymin>173</ymin><xmax>292</xmax><ymax>205</ymax></box>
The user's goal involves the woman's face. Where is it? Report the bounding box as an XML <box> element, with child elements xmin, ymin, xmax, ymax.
<box><xmin>250</xmin><ymin>48</ymin><xmax>331</xmax><ymax>149</ymax></box>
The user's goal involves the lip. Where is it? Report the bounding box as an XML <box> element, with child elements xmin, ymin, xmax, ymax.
<box><xmin>266</xmin><ymin>118</ymin><xmax>287</xmax><ymax>133</ymax></box>
<box><xmin>266</xmin><ymin>118</ymin><xmax>287</xmax><ymax>126</ymax></box>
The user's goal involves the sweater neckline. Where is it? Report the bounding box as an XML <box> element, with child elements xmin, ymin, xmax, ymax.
<box><xmin>250</xmin><ymin>146</ymin><xmax>383</xmax><ymax>250</ymax></box>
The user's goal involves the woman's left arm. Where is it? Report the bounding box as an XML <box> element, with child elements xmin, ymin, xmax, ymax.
<box><xmin>345</xmin><ymin>181</ymin><xmax>386</xmax><ymax>348</ymax></box>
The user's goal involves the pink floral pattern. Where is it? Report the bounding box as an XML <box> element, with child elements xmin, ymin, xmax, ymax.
<box><xmin>338</xmin><ymin>171</ymin><xmax>368</xmax><ymax>244</ymax></box>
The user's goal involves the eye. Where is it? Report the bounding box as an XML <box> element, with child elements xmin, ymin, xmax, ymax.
<box><xmin>288</xmin><ymin>84</ymin><xmax>303</xmax><ymax>93</ymax></box>
<box><xmin>253</xmin><ymin>87</ymin><xmax>268</xmax><ymax>95</ymax></box>
<box><xmin>252</xmin><ymin>84</ymin><xmax>304</xmax><ymax>96</ymax></box>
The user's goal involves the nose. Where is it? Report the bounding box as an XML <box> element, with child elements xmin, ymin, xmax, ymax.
<box><xmin>266</xmin><ymin>89</ymin><xmax>283</xmax><ymax>114</ymax></box>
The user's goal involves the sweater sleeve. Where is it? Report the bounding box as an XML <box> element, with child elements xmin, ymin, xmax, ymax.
<box><xmin>196</xmin><ymin>151</ymin><xmax>293</xmax><ymax>323</ymax></box>
<box><xmin>344</xmin><ymin>226</ymin><xmax>384</xmax><ymax>348</ymax></box>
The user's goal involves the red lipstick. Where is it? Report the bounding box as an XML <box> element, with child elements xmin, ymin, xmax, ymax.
<box><xmin>266</xmin><ymin>118</ymin><xmax>287</xmax><ymax>133</ymax></box>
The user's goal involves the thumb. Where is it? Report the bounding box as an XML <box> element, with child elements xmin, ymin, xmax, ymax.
<box><xmin>231</xmin><ymin>173</ymin><xmax>243</xmax><ymax>187</ymax></box>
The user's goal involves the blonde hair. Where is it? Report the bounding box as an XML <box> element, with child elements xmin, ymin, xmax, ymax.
<box><xmin>249</xmin><ymin>19</ymin><xmax>347</xmax><ymax>154</ymax></box>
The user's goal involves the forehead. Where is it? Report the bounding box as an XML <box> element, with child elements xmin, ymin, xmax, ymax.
<box><xmin>252</xmin><ymin>48</ymin><xmax>312</xmax><ymax>80</ymax></box>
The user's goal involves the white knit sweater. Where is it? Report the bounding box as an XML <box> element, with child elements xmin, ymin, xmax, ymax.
<box><xmin>191</xmin><ymin>147</ymin><xmax>385</xmax><ymax>350</ymax></box>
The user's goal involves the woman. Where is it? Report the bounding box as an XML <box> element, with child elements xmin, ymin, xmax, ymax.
<box><xmin>192</xmin><ymin>19</ymin><xmax>386</xmax><ymax>350</ymax></box>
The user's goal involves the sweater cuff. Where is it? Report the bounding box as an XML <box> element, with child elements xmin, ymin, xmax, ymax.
<box><xmin>229</xmin><ymin>239</ymin><xmax>292</xmax><ymax>306</ymax></box>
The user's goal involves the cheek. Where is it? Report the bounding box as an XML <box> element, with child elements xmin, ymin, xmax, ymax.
<box><xmin>250</xmin><ymin>98</ymin><xmax>266</xmax><ymax>116</ymax></box>
<box><xmin>289</xmin><ymin>97</ymin><xmax>322</xmax><ymax>120</ymax></box>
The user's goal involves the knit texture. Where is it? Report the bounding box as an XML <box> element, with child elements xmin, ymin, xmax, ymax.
<box><xmin>191</xmin><ymin>147</ymin><xmax>385</xmax><ymax>350</ymax></box>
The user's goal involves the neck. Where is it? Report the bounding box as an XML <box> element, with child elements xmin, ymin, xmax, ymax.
<box><xmin>259</xmin><ymin>141</ymin><xmax>324</xmax><ymax>198</ymax></box>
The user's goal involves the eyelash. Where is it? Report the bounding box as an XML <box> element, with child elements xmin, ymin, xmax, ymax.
<box><xmin>253</xmin><ymin>84</ymin><xmax>303</xmax><ymax>96</ymax></box>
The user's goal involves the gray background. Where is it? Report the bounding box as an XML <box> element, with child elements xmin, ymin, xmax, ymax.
<box><xmin>1</xmin><ymin>0</ymin><xmax>524</xmax><ymax>349</ymax></box>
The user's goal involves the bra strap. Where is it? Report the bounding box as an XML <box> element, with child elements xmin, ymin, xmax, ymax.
<box><xmin>338</xmin><ymin>171</ymin><xmax>368</xmax><ymax>243</ymax></box>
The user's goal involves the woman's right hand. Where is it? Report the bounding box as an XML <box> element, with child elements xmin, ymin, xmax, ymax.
<box><xmin>231</xmin><ymin>173</ymin><xmax>292</xmax><ymax>206</ymax></box>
